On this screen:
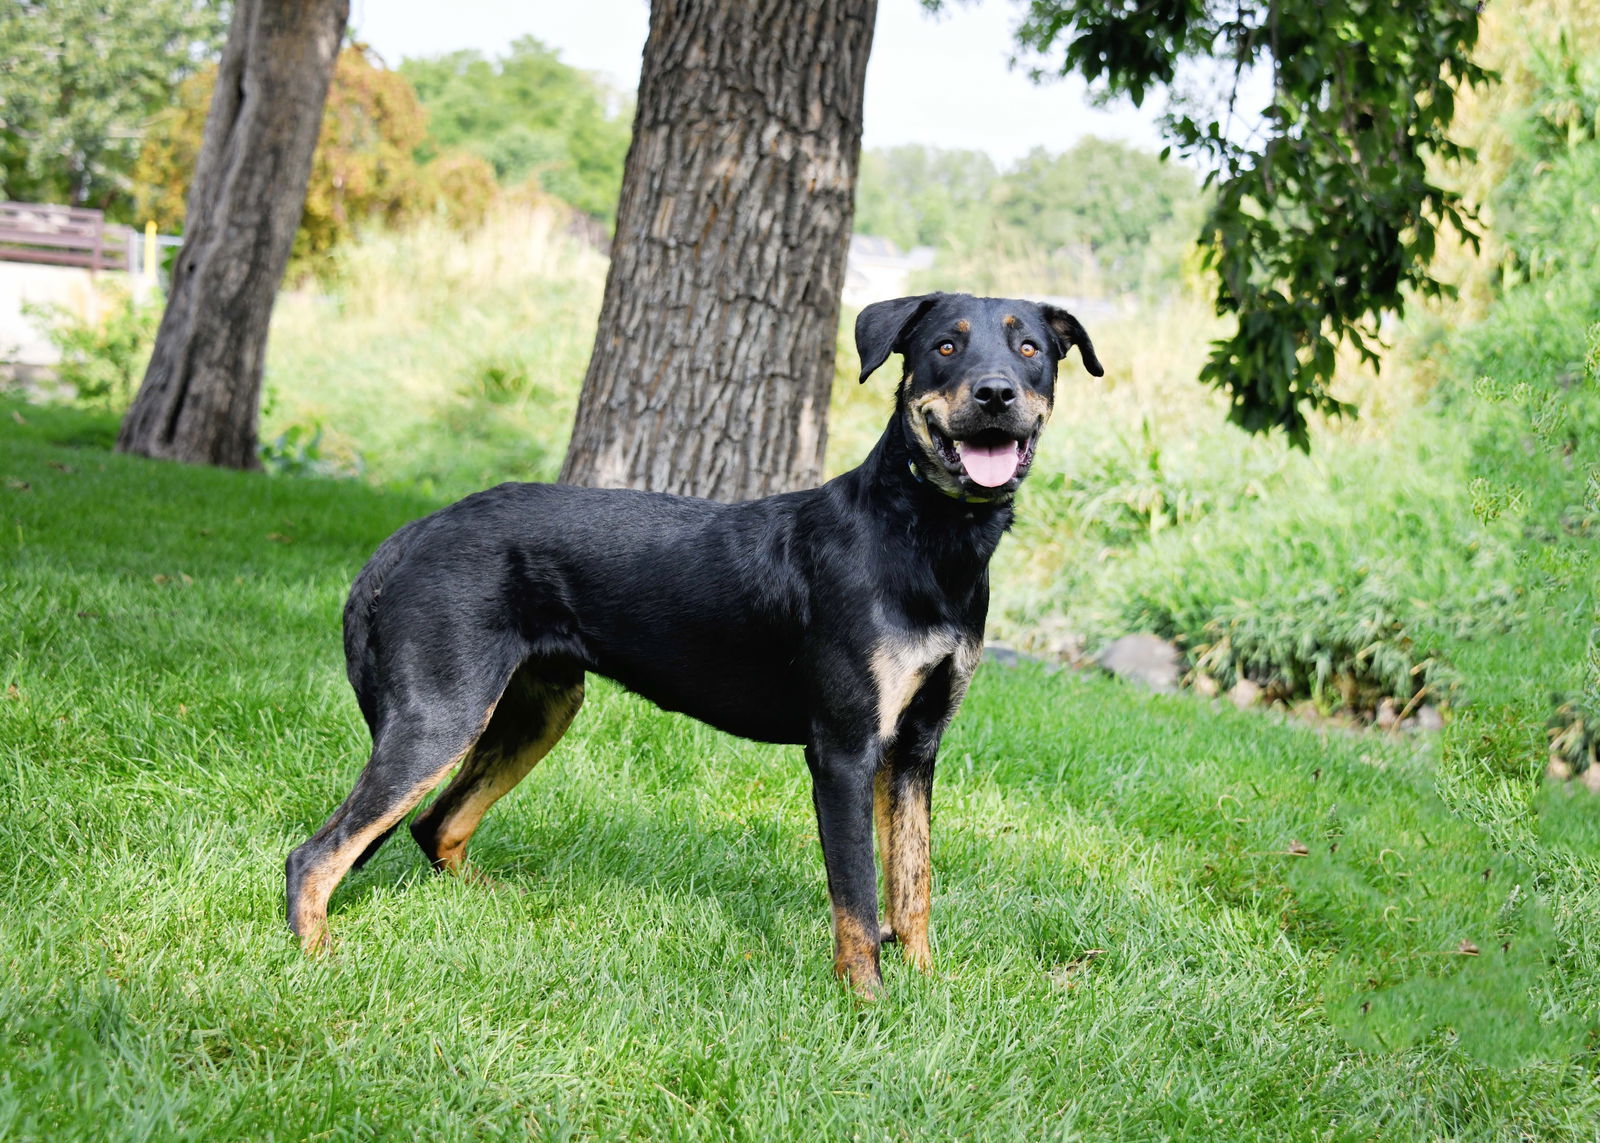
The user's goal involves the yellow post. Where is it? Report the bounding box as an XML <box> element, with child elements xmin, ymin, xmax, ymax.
<box><xmin>144</xmin><ymin>220</ymin><xmax>157</xmax><ymax>281</ymax></box>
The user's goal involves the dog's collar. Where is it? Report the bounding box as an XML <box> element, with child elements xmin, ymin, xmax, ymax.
<box><xmin>906</xmin><ymin>458</ymin><xmax>1012</xmax><ymax>505</ymax></box>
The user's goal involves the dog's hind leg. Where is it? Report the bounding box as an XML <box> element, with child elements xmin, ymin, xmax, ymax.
<box><xmin>410</xmin><ymin>661</ymin><xmax>584</xmax><ymax>875</ymax></box>
<box><xmin>285</xmin><ymin>666</ymin><xmax>519</xmax><ymax>953</ymax></box>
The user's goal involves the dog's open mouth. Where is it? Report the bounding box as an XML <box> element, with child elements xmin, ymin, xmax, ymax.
<box><xmin>929</xmin><ymin>422</ymin><xmax>1039</xmax><ymax>488</ymax></box>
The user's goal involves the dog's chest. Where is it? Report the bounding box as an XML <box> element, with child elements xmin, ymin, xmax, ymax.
<box><xmin>869</xmin><ymin>628</ymin><xmax>979</xmax><ymax>739</ymax></box>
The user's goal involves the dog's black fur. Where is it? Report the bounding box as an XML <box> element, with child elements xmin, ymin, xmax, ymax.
<box><xmin>285</xmin><ymin>293</ymin><xmax>1103</xmax><ymax>992</ymax></box>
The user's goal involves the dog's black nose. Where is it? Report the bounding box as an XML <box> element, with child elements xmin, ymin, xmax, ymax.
<box><xmin>972</xmin><ymin>378</ymin><xmax>1017</xmax><ymax>413</ymax></box>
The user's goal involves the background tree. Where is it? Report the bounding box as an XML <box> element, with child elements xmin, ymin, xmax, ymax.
<box><xmin>117</xmin><ymin>0</ymin><xmax>349</xmax><ymax>468</ymax></box>
<box><xmin>400</xmin><ymin>38</ymin><xmax>631</xmax><ymax>223</ymax></box>
<box><xmin>135</xmin><ymin>44</ymin><xmax>494</xmax><ymax>265</ymax></box>
<box><xmin>854</xmin><ymin>145</ymin><xmax>998</xmax><ymax>250</ymax></box>
<box><xmin>0</xmin><ymin>0</ymin><xmax>226</xmax><ymax>216</ymax></box>
<box><xmin>851</xmin><ymin>139</ymin><xmax>1204</xmax><ymax>299</ymax></box>
<box><xmin>1003</xmin><ymin>0</ymin><xmax>1487</xmax><ymax>446</ymax></box>
<box><xmin>559</xmin><ymin>0</ymin><xmax>876</xmax><ymax>501</ymax></box>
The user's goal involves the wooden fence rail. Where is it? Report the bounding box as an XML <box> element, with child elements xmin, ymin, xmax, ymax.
<box><xmin>0</xmin><ymin>201</ymin><xmax>134</xmax><ymax>272</ymax></box>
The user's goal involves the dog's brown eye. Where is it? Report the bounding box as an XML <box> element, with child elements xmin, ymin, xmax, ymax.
<box><xmin>938</xmin><ymin>342</ymin><xmax>955</xmax><ymax>357</ymax></box>
<box><xmin>1019</xmin><ymin>341</ymin><xmax>1038</xmax><ymax>359</ymax></box>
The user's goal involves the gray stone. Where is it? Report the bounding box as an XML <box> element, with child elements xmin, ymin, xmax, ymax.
<box><xmin>1413</xmin><ymin>705</ymin><xmax>1445</xmax><ymax>732</ymax></box>
<box><xmin>1096</xmin><ymin>634</ymin><xmax>1182</xmax><ymax>693</ymax></box>
<box><xmin>984</xmin><ymin>641</ymin><xmax>1025</xmax><ymax>668</ymax></box>
<box><xmin>1228</xmin><ymin>678</ymin><xmax>1262</xmax><ymax>709</ymax></box>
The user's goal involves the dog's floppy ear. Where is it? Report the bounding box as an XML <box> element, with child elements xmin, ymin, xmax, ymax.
<box><xmin>855</xmin><ymin>294</ymin><xmax>942</xmax><ymax>383</ymax></box>
<box><xmin>1038</xmin><ymin>303</ymin><xmax>1105</xmax><ymax>377</ymax></box>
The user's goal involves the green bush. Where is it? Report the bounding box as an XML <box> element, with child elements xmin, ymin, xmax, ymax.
<box><xmin>1057</xmin><ymin>426</ymin><xmax>1524</xmax><ymax>714</ymax></box>
<box><xmin>23</xmin><ymin>284</ymin><xmax>160</xmax><ymax>411</ymax></box>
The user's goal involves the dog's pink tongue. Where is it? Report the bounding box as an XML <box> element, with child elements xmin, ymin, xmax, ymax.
<box><xmin>956</xmin><ymin>440</ymin><xmax>1020</xmax><ymax>487</ymax></box>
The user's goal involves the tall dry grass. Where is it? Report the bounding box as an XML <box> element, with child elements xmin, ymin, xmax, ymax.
<box><xmin>264</xmin><ymin>206</ymin><xmax>606</xmax><ymax>493</ymax></box>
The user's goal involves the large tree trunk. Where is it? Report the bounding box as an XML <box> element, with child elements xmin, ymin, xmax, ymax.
<box><xmin>560</xmin><ymin>0</ymin><xmax>877</xmax><ymax>502</ymax></box>
<box><xmin>116</xmin><ymin>0</ymin><xmax>348</xmax><ymax>468</ymax></box>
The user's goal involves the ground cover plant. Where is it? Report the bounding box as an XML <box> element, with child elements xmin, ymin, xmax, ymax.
<box><xmin>8</xmin><ymin>9</ymin><xmax>1600</xmax><ymax>1130</ymax></box>
<box><xmin>4</xmin><ymin>368</ymin><xmax>1600</xmax><ymax>1138</ymax></box>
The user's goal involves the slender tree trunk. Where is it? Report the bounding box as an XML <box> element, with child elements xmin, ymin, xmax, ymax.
<box><xmin>116</xmin><ymin>0</ymin><xmax>347</xmax><ymax>468</ymax></box>
<box><xmin>560</xmin><ymin>0</ymin><xmax>877</xmax><ymax>501</ymax></box>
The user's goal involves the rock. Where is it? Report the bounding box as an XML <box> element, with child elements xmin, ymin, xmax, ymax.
<box><xmin>1190</xmin><ymin>671</ymin><xmax>1219</xmax><ymax>698</ymax></box>
<box><xmin>1583</xmin><ymin>765</ymin><xmax>1600</xmax><ymax>795</ymax></box>
<box><xmin>984</xmin><ymin>641</ymin><xmax>1025</xmax><ymax>668</ymax></box>
<box><xmin>1413</xmin><ymin>705</ymin><xmax>1445</xmax><ymax>732</ymax></box>
<box><xmin>1547</xmin><ymin>756</ymin><xmax>1574</xmax><ymax>782</ymax></box>
<box><xmin>1227</xmin><ymin>678</ymin><xmax>1262</xmax><ymax>709</ymax></box>
<box><xmin>1095</xmin><ymin>634</ymin><xmax>1182</xmax><ymax>693</ymax></box>
<box><xmin>1374</xmin><ymin>699</ymin><xmax>1399</xmax><ymax>730</ymax></box>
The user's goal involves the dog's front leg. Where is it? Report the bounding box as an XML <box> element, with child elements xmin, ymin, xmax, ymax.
<box><xmin>875</xmin><ymin>750</ymin><xmax>934</xmax><ymax>972</ymax></box>
<box><xmin>804</xmin><ymin>740</ymin><xmax>882</xmax><ymax>996</ymax></box>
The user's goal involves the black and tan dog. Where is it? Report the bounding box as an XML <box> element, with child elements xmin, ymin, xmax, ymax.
<box><xmin>286</xmin><ymin>293</ymin><xmax>1103</xmax><ymax>993</ymax></box>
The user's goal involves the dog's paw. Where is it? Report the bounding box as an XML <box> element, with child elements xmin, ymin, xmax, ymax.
<box><xmin>901</xmin><ymin>940</ymin><xmax>932</xmax><ymax>974</ymax></box>
<box><xmin>297</xmin><ymin>925</ymin><xmax>331</xmax><ymax>957</ymax></box>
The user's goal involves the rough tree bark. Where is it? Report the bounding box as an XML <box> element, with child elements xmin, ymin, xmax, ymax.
<box><xmin>559</xmin><ymin>0</ymin><xmax>877</xmax><ymax>502</ymax></box>
<box><xmin>116</xmin><ymin>0</ymin><xmax>348</xmax><ymax>468</ymax></box>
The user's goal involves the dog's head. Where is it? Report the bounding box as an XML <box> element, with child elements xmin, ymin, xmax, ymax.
<box><xmin>856</xmin><ymin>293</ymin><xmax>1104</xmax><ymax>499</ymax></box>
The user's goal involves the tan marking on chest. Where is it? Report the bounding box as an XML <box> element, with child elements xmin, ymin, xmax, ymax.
<box><xmin>872</xmin><ymin>631</ymin><xmax>961</xmax><ymax>741</ymax></box>
<box><xmin>946</xmin><ymin>636</ymin><xmax>984</xmax><ymax>718</ymax></box>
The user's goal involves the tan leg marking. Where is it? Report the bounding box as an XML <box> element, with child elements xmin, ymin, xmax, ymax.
<box><xmin>425</xmin><ymin>684</ymin><xmax>584</xmax><ymax>873</ymax></box>
<box><xmin>874</xmin><ymin>766</ymin><xmax>894</xmax><ymax>924</ymax></box>
<box><xmin>292</xmin><ymin>759</ymin><xmax>465</xmax><ymax>954</ymax></box>
<box><xmin>881</xmin><ymin>769</ymin><xmax>932</xmax><ymax>971</ymax></box>
<box><xmin>832</xmin><ymin>906</ymin><xmax>882</xmax><ymax>996</ymax></box>
<box><xmin>872</xmin><ymin>635</ymin><xmax>983</xmax><ymax>972</ymax></box>
<box><xmin>292</xmin><ymin>697</ymin><xmax>507</xmax><ymax>954</ymax></box>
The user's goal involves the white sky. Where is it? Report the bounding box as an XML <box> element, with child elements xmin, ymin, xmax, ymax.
<box><xmin>348</xmin><ymin>0</ymin><xmax>1169</xmax><ymax>167</ymax></box>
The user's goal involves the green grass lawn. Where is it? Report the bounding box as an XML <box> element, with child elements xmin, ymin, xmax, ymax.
<box><xmin>4</xmin><ymin>400</ymin><xmax>1599</xmax><ymax>1141</ymax></box>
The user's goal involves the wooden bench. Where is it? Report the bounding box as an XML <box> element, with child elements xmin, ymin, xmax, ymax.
<box><xmin>0</xmin><ymin>201</ymin><xmax>133</xmax><ymax>272</ymax></box>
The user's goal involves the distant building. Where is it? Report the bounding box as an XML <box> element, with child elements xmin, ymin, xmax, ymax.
<box><xmin>843</xmin><ymin>235</ymin><xmax>935</xmax><ymax>307</ymax></box>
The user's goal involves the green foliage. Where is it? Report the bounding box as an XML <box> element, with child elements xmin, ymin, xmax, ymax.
<box><xmin>1004</xmin><ymin>0</ymin><xmax>1488</xmax><ymax>447</ymax></box>
<box><xmin>262</xmin><ymin>208</ymin><xmax>605</xmax><ymax>497</ymax></box>
<box><xmin>257</xmin><ymin>419</ymin><xmax>360</xmax><ymax>480</ymax></box>
<box><xmin>854</xmin><ymin>146</ymin><xmax>999</xmax><ymax>250</ymax></box>
<box><xmin>0</xmin><ymin>0</ymin><xmax>225</xmax><ymax>217</ymax></box>
<box><xmin>401</xmin><ymin>38</ymin><xmax>631</xmax><ymax>222</ymax></box>
<box><xmin>852</xmin><ymin>138</ymin><xmax>1203</xmax><ymax>298</ymax></box>
<box><xmin>1492</xmin><ymin>30</ymin><xmax>1600</xmax><ymax>282</ymax></box>
<box><xmin>22</xmin><ymin>285</ymin><xmax>160</xmax><ymax>411</ymax></box>
<box><xmin>462</xmin><ymin>355</ymin><xmax>535</xmax><ymax>404</ymax></box>
<box><xmin>1025</xmin><ymin>418</ymin><xmax>1236</xmax><ymax>546</ymax></box>
<box><xmin>995</xmin><ymin>141</ymin><xmax>1205</xmax><ymax>294</ymax></box>
<box><xmin>137</xmin><ymin>46</ymin><xmax>480</xmax><ymax>267</ymax></box>
<box><xmin>1091</xmin><ymin>473</ymin><xmax>1524</xmax><ymax>713</ymax></box>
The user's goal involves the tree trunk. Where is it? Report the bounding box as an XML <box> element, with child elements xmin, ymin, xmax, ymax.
<box><xmin>116</xmin><ymin>0</ymin><xmax>348</xmax><ymax>468</ymax></box>
<box><xmin>560</xmin><ymin>0</ymin><xmax>877</xmax><ymax>502</ymax></box>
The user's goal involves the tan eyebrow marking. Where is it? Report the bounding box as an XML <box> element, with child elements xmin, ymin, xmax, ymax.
<box><xmin>1002</xmin><ymin>314</ymin><xmax>1018</xmax><ymax>327</ymax></box>
<box><xmin>954</xmin><ymin>319</ymin><xmax>970</xmax><ymax>333</ymax></box>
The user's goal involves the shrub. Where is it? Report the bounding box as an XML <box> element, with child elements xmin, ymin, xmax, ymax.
<box><xmin>1062</xmin><ymin>427</ymin><xmax>1524</xmax><ymax>714</ymax></box>
<box><xmin>23</xmin><ymin>284</ymin><xmax>160</xmax><ymax>411</ymax></box>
